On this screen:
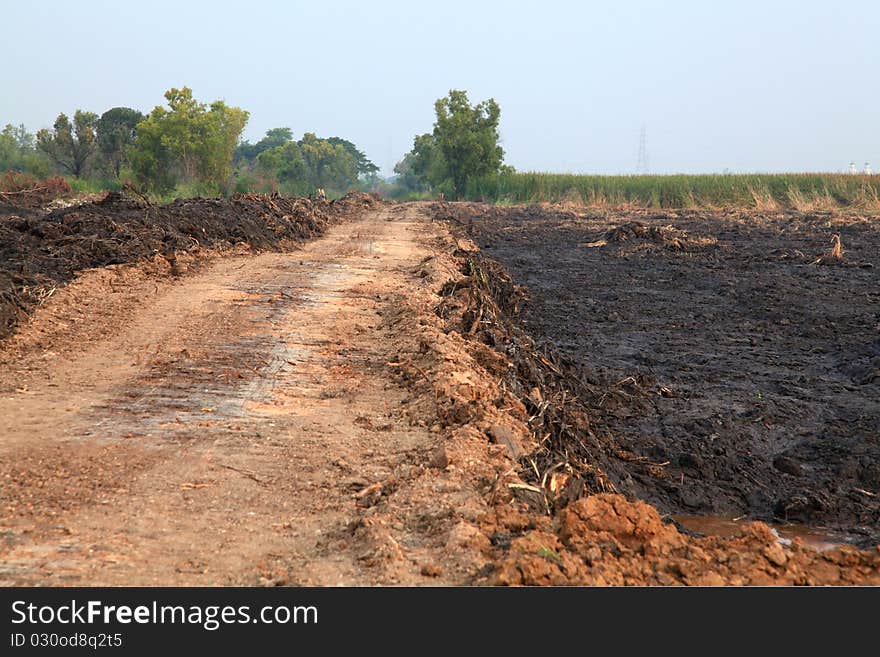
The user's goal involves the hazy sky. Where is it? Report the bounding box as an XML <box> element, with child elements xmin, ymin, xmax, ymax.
<box><xmin>2</xmin><ymin>0</ymin><xmax>877</xmax><ymax>175</ymax></box>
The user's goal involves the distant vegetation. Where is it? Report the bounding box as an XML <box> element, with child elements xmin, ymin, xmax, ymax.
<box><xmin>1</xmin><ymin>87</ymin><xmax>380</xmax><ymax>201</ymax></box>
<box><xmin>389</xmin><ymin>92</ymin><xmax>879</xmax><ymax>210</ymax></box>
<box><xmin>461</xmin><ymin>172</ymin><xmax>880</xmax><ymax>209</ymax></box>
<box><xmin>4</xmin><ymin>86</ymin><xmax>878</xmax><ymax>209</ymax></box>
<box><xmin>393</xmin><ymin>90</ymin><xmax>506</xmax><ymax>199</ymax></box>
<box><xmin>235</xmin><ymin>129</ymin><xmax>380</xmax><ymax>198</ymax></box>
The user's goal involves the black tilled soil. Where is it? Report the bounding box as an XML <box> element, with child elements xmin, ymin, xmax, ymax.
<box><xmin>440</xmin><ymin>203</ymin><xmax>880</xmax><ymax>544</ymax></box>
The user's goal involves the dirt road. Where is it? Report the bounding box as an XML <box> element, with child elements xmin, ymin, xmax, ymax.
<box><xmin>0</xmin><ymin>204</ymin><xmax>481</xmax><ymax>585</ymax></box>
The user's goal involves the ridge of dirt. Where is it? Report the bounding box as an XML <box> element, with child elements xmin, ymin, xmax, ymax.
<box><xmin>0</xmin><ymin>191</ymin><xmax>378</xmax><ymax>341</ymax></box>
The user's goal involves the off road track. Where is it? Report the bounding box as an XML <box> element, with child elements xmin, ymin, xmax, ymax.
<box><xmin>0</xmin><ymin>205</ymin><xmax>468</xmax><ymax>585</ymax></box>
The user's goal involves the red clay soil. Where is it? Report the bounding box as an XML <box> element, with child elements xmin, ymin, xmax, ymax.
<box><xmin>486</xmin><ymin>495</ymin><xmax>879</xmax><ymax>586</ymax></box>
<box><xmin>0</xmin><ymin>172</ymin><xmax>71</xmax><ymax>209</ymax></box>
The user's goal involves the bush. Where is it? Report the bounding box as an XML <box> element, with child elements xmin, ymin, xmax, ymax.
<box><xmin>0</xmin><ymin>171</ymin><xmax>72</xmax><ymax>207</ymax></box>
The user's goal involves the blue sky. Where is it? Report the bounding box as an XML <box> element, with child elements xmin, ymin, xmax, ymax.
<box><xmin>1</xmin><ymin>0</ymin><xmax>877</xmax><ymax>174</ymax></box>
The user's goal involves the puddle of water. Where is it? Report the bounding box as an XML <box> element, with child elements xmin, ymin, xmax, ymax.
<box><xmin>674</xmin><ymin>515</ymin><xmax>854</xmax><ymax>552</ymax></box>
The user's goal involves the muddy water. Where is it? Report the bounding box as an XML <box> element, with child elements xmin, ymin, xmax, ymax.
<box><xmin>674</xmin><ymin>515</ymin><xmax>856</xmax><ymax>552</ymax></box>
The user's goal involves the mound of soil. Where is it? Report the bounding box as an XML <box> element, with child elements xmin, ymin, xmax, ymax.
<box><xmin>0</xmin><ymin>191</ymin><xmax>378</xmax><ymax>339</ymax></box>
<box><xmin>433</xmin><ymin>246</ymin><xmax>628</xmax><ymax>499</ymax></box>
<box><xmin>0</xmin><ymin>172</ymin><xmax>71</xmax><ymax>209</ymax></box>
<box><xmin>489</xmin><ymin>494</ymin><xmax>880</xmax><ymax>585</ymax></box>
<box><xmin>433</xmin><ymin>202</ymin><xmax>880</xmax><ymax>547</ymax></box>
<box><xmin>604</xmin><ymin>220</ymin><xmax>717</xmax><ymax>251</ymax></box>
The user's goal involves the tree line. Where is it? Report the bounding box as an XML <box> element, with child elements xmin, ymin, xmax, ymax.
<box><xmin>2</xmin><ymin>87</ymin><xmax>509</xmax><ymax>200</ymax></box>
<box><xmin>0</xmin><ymin>87</ymin><xmax>380</xmax><ymax>198</ymax></box>
<box><xmin>234</xmin><ymin>128</ymin><xmax>379</xmax><ymax>196</ymax></box>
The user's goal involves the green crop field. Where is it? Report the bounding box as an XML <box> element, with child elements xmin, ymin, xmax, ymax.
<box><xmin>464</xmin><ymin>172</ymin><xmax>880</xmax><ymax>209</ymax></box>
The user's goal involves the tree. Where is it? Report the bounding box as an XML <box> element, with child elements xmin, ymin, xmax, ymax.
<box><xmin>5</xmin><ymin>124</ymin><xmax>34</xmax><ymax>152</ymax></box>
<box><xmin>36</xmin><ymin>110</ymin><xmax>98</xmax><ymax>177</ymax></box>
<box><xmin>0</xmin><ymin>126</ymin><xmax>21</xmax><ymax>171</ymax></box>
<box><xmin>326</xmin><ymin>137</ymin><xmax>379</xmax><ymax>179</ymax></box>
<box><xmin>241</xmin><ymin>130</ymin><xmax>376</xmax><ymax>196</ymax></box>
<box><xmin>393</xmin><ymin>135</ymin><xmax>439</xmax><ymax>195</ymax></box>
<box><xmin>129</xmin><ymin>87</ymin><xmax>249</xmax><ymax>193</ymax></box>
<box><xmin>256</xmin><ymin>141</ymin><xmax>308</xmax><ymax>194</ymax></box>
<box><xmin>127</xmin><ymin>110</ymin><xmax>177</xmax><ymax>193</ymax></box>
<box><xmin>153</xmin><ymin>87</ymin><xmax>206</xmax><ymax>182</ymax></box>
<box><xmin>200</xmin><ymin>100</ymin><xmax>249</xmax><ymax>192</ymax></box>
<box><xmin>399</xmin><ymin>90</ymin><xmax>504</xmax><ymax>198</ymax></box>
<box><xmin>0</xmin><ymin>124</ymin><xmax>50</xmax><ymax>177</ymax></box>
<box><xmin>236</xmin><ymin>127</ymin><xmax>293</xmax><ymax>162</ymax></box>
<box><xmin>433</xmin><ymin>90</ymin><xmax>503</xmax><ymax>197</ymax></box>
<box><xmin>96</xmin><ymin>107</ymin><xmax>144</xmax><ymax>178</ymax></box>
<box><xmin>298</xmin><ymin>133</ymin><xmax>358</xmax><ymax>190</ymax></box>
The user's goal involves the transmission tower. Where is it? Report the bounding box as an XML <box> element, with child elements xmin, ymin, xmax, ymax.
<box><xmin>636</xmin><ymin>126</ymin><xmax>650</xmax><ymax>174</ymax></box>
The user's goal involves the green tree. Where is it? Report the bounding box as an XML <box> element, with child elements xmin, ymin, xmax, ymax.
<box><xmin>245</xmin><ymin>131</ymin><xmax>374</xmax><ymax>195</ymax></box>
<box><xmin>96</xmin><ymin>107</ymin><xmax>144</xmax><ymax>178</ymax></box>
<box><xmin>129</xmin><ymin>87</ymin><xmax>249</xmax><ymax>193</ymax></box>
<box><xmin>298</xmin><ymin>133</ymin><xmax>358</xmax><ymax>190</ymax></box>
<box><xmin>256</xmin><ymin>141</ymin><xmax>308</xmax><ymax>194</ymax></box>
<box><xmin>236</xmin><ymin>127</ymin><xmax>293</xmax><ymax>162</ymax></box>
<box><xmin>326</xmin><ymin>137</ymin><xmax>379</xmax><ymax>180</ymax></box>
<box><xmin>0</xmin><ymin>126</ymin><xmax>21</xmax><ymax>171</ymax></box>
<box><xmin>433</xmin><ymin>90</ymin><xmax>503</xmax><ymax>197</ymax></box>
<box><xmin>199</xmin><ymin>101</ymin><xmax>249</xmax><ymax>192</ymax></box>
<box><xmin>392</xmin><ymin>137</ymin><xmax>437</xmax><ymax>195</ymax></box>
<box><xmin>4</xmin><ymin>124</ymin><xmax>35</xmax><ymax>152</ymax></box>
<box><xmin>36</xmin><ymin>110</ymin><xmax>98</xmax><ymax>177</ymax></box>
<box><xmin>412</xmin><ymin>132</ymin><xmax>446</xmax><ymax>184</ymax></box>
<box><xmin>0</xmin><ymin>124</ymin><xmax>50</xmax><ymax>177</ymax></box>
<box><xmin>152</xmin><ymin>87</ymin><xmax>206</xmax><ymax>182</ymax></box>
<box><xmin>400</xmin><ymin>90</ymin><xmax>504</xmax><ymax>198</ymax></box>
<box><xmin>127</xmin><ymin>111</ymin><xmax>177</xmax><ymax>193</ymax></box>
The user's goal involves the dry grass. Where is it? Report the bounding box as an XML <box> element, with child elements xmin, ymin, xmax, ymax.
<box><xmin>786</xmin><ymin>188</ymin><xmax>839</xmax><ymax>212</ymax></box>
<box><xmin>813</xmin><ymin>234</ymin><xmax>844</xmax><ymax>265</ymax></box>
<box><xmin>829</xmin><ymin>234</ymin><xmax>844</xmax><ymax>259</ymax></box>
<box><xmin>749</xmin><ymin>186</ymin><xmax>781</xmax><ymax>211</ymax></box>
